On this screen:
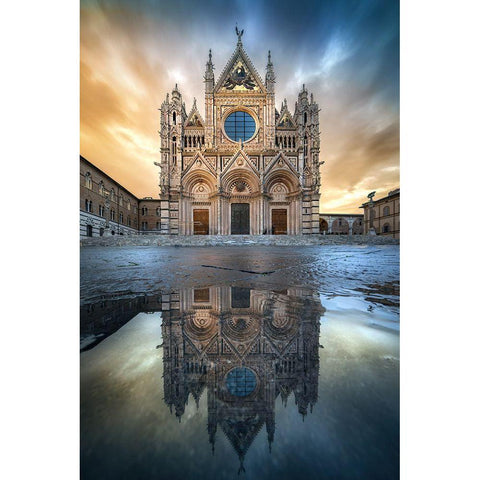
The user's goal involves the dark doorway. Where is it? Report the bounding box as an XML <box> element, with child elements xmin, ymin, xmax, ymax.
<box><xmin>231</xmin><ymin>203</ymin><xmax>250</xmax><ymax>234</ymax></box>
<box><xmin>86</xmin><ymin>225</ymin><xmax>93</xmax><ymax>237</ymax></box>
<box><xmin>272</xmin><ymin>209</ymin><xmax>287</xmax><ymax>235</ymax></box>
<box><xmin>231</xmin><ymin>287</ymin><xmax>251</xmax><ymax>308</ymax></box>
<box><xmin>193</xmin><ymin>209</ymin><xmax>209</xmax><ymax>235</ymax></box>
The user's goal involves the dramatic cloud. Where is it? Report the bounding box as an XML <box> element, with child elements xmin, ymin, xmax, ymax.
<box><xmin>80</xmin><ymin>0</ymin><xmax>399</xmax><ymax>212</ymax></box>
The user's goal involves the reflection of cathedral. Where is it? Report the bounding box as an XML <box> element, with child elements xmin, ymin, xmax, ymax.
<box><xmin>156</xmin><ymin>28</ymin><xmax>322</xmax><ymax>235</ymax></box>
<box><xmin>161</xmin><ymin>286</ymin><xmax>324</xmax><ymax>470</ymax></box>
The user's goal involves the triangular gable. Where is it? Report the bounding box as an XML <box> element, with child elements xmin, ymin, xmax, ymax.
<box><xmin>185</xmin><ymin>99</ymin><xmax>205</xmax><ymax>128</ymax></box>
<box><xmin>276</xmin><ymin>110</ymin><xmax>296</xmax><ymax>129</ymax></box>
<box><xmin>215</xmin><ymin>45</ymin><xmax>266</xmax><ymax>94</ymax></box>
<box><xmin>276</xmin><ymin>101</ymin><xmax>296</xmax><ymax>129</ymax></box>
<box><xmin>264</xmin><ymin>151</ymin><xmax>299</xmax><ymax>177</ymax></box>
<box><xmin>220</xmin><ymin>148</ymin><xmax>260</xmax><ymax>178</ymax></box>
<box><xmin>182</xmin><ymin>151</ymin><xmax>217</xmax><ymax>178</ymax></box>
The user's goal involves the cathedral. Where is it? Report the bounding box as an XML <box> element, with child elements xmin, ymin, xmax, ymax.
<box><xmin>161</xmin><ymin>286</ymin><xmax>324</xmax><ymax>470</ymax></box>
<box><xmin>156</xmin><ymin>28</ymin><xmax>322</xmax><ymax>235</ymax></box>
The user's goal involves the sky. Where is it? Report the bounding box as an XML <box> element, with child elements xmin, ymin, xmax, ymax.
<box><xmin>80</xmin><ymin>0</ymin><xmax>399</xmax><ymax>213</ymax></box>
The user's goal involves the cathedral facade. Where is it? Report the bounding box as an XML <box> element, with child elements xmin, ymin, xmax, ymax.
<box><xmin>156</xmin><ymin>29</ymin><xmax>322</xmax><ymax>235</ymax></box>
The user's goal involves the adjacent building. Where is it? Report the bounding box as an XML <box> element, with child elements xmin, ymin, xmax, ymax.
<box><xmin>360</xmin><ymin>189</ymin><xmax>400</xmax><ymax>238</ymax></box>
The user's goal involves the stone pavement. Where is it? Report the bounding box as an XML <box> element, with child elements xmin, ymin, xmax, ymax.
<box><xmin>80</xmin><ymin>234</ymin><xmax>399</xmax><ymax>247</ymax></box>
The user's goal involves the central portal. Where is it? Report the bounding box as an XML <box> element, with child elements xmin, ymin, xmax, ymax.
<box><xmin>231</xmin><ymin>203</ymin><xmax>250</xmax><ymax>234</ymax></box>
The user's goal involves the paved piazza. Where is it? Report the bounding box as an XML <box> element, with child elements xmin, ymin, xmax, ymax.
<box><xmin>81</xmin><ymin>245</ymin><xmax>399</xmax><ymax>480</ymax></box>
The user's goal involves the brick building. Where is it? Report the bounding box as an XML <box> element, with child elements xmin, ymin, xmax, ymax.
<box><xmin>360</xmin><ymin>189</ymin><xmax>400</xmax><ymax>238</ymax></box>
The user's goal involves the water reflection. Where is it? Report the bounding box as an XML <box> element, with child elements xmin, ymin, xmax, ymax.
<box><xmin>161</xmin><ymin>286</ymin><xmax>324</xmax><ymax>472</ymax></box>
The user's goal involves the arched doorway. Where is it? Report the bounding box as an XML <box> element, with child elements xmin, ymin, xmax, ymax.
<box><xmin>352</xmin><ymin>218</ymin><xmax>363</xmax><ymax>235</ymax></box>
<box><xmin>331</xmin><ymin>218</ymin><xmax>349</xmax><ymax>235</ymax></box>
<box><xmin>271</xmin><ymin>209</ymin><xmax>287</xmax><ymax>235</ymax></box>
<box><xmin>319</xmin><ymin>218</ymin><xmax>328</xmax><ymax>234</ymax></box>
<box><xmin>193</xmin><ymin>209</ymin><xmax>209</xmax><ymax>235</ymax></box>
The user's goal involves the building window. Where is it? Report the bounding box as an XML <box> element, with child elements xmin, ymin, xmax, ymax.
<box><xmin>84</xmin><ymin>199</ymin><xmax>92</xmax><ymax>212</ymax></box>
<box><xmin>142</xmin><ymin>207</ymin><xmax>148</xmax><ymax>216</ymax></box>
<box><xmin>119</xmin><ymin>212</ymin><xmax>124</xmax><ymax>224</ymax></box>
<box><xmin>156</xmin><ymin>207</ymin><xmax>161</xmax><ymax>216</ymax></box>
<box><xmin>119</xmin><ymin>195</ymin><xmax>123</xmax><ymax>207</ymax></box>
<box><xmin>127</xmin><ymin>217</ymin><xmax>131</xmax><ymax>227</ymax></box>
<box><xmin>383</xmin><ymin>206</ymin><xmax>390</xmax><ymax>216</ymax></box>
<box><xmin>85</xmin><ymin>172</ymin><xmax>92</xmax><ymax>189</ymax></box>
<box><xmin>99</xmin><ymin>227</ymin><xmax>104</xmax><ymax>237</ymax></box>
<box><xmin>110</xmin><ymin>189</ymin><xmax>115</xmax><ymax>202</ymax></box>
<box><xmin>173</xmin><ymin>111</ymin><xmax>176</xmax><ymax>125</ymax></box>
<box><xmin>99</xmin><ymin>181</ymin><xmax>105</xmax><ymax>196</ymax></box>
<box><xmin>86</xmin><ymin>225</ymin><xmax>93</xmax><ymax>237</ymax></box>
<box><xmin>134</xmin><ymin>206</ymin><xmax>138</xmax><ymax>214</ymax></box>
<box><xmin>224</xmin><ymin>111</ymin><xmax>256</xmax><ymax>143</ymax></box>
<box><xmin>383</xmin><ymin>223</ymin><xmax>390</xmax><ymax>233</ymax></box>
<box><xmin>127</xmin><ymin>200</ymin><xmax>131</xmax><ymax>211</ymax></box>
<box><xmin>99</xmin><ymin>205</ymin><xmax>104</xmax><ymax>217</ymax></box>
<box><xmin>304</xmin><ymin>112</ymin><xmax>307</xmax><ymax>124</ymax></box>
<box><xmin>141</xmin><ymin>221</ymin><xmax>148</xmax><ymax>231</ymax></box>
<box><xmin>110</xmin><ymin>210</ymin><xmax>115</xmax><ymax>221</ymax></box>
<box><xmin>156</xmin><ymin>221</ymin><xmax>161</xmax><ymax>229</ymax></box>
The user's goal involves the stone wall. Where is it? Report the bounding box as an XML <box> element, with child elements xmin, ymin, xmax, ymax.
<box><xmin>81</xmin><ymin>234</ymin><xmax>399</xmax><ymax>247</ymax></box>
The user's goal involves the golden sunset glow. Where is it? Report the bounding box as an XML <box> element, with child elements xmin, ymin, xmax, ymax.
<box><xmin>80</xmin><ymin>1</ymin><xmax>399</xmax><ymax>212</ymax></box>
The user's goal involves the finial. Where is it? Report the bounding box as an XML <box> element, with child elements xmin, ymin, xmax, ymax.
<box><xmin>208</xmin><ymin>48</ymin><xmax>212</xmax><ymax>62</ymax></box>
<box><xmin>193</xmin><ymin>97</ymin><xmax>197</xmax><ymax>108</ymax></box>
<box><xmin>268</xmin><ymin>50</ymin><xmax>271</xmax><ymax>64</ymax></box>
<box><xmin>235</xmin><ymin>24</ymin><xmax>244</xmax><ymax>44</ymax></box>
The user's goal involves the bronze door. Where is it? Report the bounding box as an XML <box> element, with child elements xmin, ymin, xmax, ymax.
<box><xmin>193</xmin><ymin>209</ymin><xmax>209</xmax><ymax>235</ymax></box>
<box><xmin>231</xmin><ymin>203</ymin><xmax>250</xmax><ymax>234</ymax></box>
<box><xmin>272</xmin><ymin>209</ymin><xmax>287</xmax><ymax>235</ymax></box>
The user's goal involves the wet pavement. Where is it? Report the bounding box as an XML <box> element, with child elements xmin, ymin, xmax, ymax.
<box><xmin>80</xmin><ymin>246</ymin><xmax>399</xmax><ymax>480</ymax></box>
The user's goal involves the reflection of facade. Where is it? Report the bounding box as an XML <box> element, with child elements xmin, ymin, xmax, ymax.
<box><xmin>161</xmin><ymin>287</ymin><xmax>324</xmax><ymax>470</ymax></box>
<box><xmin>157</xmin><ymin>29</ymin><xmax>322</xmax><ymax>235</ymax></box>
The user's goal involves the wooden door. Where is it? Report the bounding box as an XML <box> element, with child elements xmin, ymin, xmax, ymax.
<box><xmin>231</xmin><ymin>203</ymin><xmax>250</xmax><ymax>234</ymax></box>
<box><xmin>193</xmin><ymin>209</ymin><xmax>209</xmax><ymax>235</ymax></box>
<box><xmin>272</xmin><ymin>209</ymin><xmax>287</xmax><ymax>235</ymax></box>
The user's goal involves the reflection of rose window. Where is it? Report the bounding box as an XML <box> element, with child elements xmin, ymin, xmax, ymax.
<box><xmin>226</xmin><ymin>367</ymin><xmax>257</xmax><ymax>397</ymax></box>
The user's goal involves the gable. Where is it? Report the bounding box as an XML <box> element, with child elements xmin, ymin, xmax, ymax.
<box><xmin>215</xmin><ymin>46</ymin><xmax>266</xmax><ymax>94</ymax></box>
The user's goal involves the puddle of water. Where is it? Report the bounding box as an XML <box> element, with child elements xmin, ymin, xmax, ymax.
<box><xmin>81</xmin><ymin>285</ymin><xmax>399</xmax><ymax>480</ymax></box>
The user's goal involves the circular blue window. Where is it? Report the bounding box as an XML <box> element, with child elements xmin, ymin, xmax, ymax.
<box><xmin>224</xmin><ymin>111</ymin><xmax>256</xmax><ymax>142</ymax></box>
<box><xmin>226</xmin><ymin>367</ymin><xmax>257</xmax><ymax>397</ymax></box>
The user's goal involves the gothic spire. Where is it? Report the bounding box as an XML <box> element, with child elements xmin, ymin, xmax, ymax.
<box><xmin>266</xmin><ymin>50</ymin><xmax>275</xmax><ymax>92</ymax></box>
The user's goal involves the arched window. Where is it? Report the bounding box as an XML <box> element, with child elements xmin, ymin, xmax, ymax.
<box><xmin>119</xmin><ymin>212</ymin><xmax>124</xmax><ymax>224</ymax></box>
<box><xmin>172</xmin><ymin>136</ymin><xmax>177</xmax><ymax>165</ymax></box>
<box><xmin>99</xmin><ymin>181</ymin><xmax>105</xmax><ymax>196</ymax></box>
<box><xmin>84</xmin><ymin>172</ymin><xmax>92</xmax><ymax>189</ymax></box>
<box><xmin>119</xmin><ymin>195</ymin><xmax>123</xmax><ymax>207</ymax></box>
<box><xmin>156</xmin><ymin>207</ymin><xmax>161</xmax><ymax>216</ymax></box>
<box><xmin>110</xmin><ymin>209</ymin><xmax>115</xmax><ymax>221</ymax></box>
<box><xmin>99</xmin><ymin>204</ymin><xmax>104</xmax><ymax>217</ymax></box>
<box><xmin>127</xmin><ymin>199</ymin><xmax>131</xmax><ymax>211</ymax></box>
<box><xmin>84</xmin><ymin>199</ymin><xmax>89</xmax><ymax>211</ymax></box>
<box><xmin>383</xmin><ymin>206</ymin><xmax>390</xmax><ymax>216</ymax></box>
<box><xmin>110</xmin><ymin>189</ymin><xmax>115</xmax><ymax>201</ymax></box>
<box><xmin>304</xmin><ymin>112</ymin><xmax>307</xmax><ymax>124</ymax></box>
<box><xmin>142</xmin><ymin>207</ymin><xmax>148</xmax><ymax>216</ymax></box>
<box><xmin>173</xmin><ymin>111</ymin><xmax>176</xmax><ymax>125</ymax></box>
